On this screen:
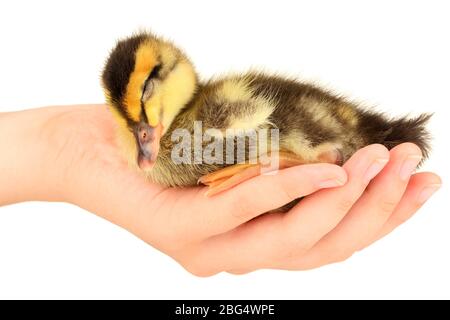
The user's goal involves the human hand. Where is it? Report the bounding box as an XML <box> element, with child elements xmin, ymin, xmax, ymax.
<box><xmin>1</xmin><ymin>104</ymin><xmax>441</xmax><ymax>276</ymax></box>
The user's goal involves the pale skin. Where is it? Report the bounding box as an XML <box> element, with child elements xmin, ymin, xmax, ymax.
<box><xmin>0</xmin><ymin>104</ymin><xmax>441</xmax><ymax>276</ymax></box>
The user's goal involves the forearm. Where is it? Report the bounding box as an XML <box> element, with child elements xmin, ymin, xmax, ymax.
<box><xmin>0</xmin><ymin>107</ymin><xmax>67</xmax><ymax>206</ymax></box>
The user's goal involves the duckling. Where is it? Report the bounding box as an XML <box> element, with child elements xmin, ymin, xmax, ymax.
<box><xmin>101</xmin><ymin>32</ymin><xmax>431</xmax><ymax>202</ymax></box>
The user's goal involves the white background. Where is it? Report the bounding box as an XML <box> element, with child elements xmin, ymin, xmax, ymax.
<box><xmin>0</xmin><ymin>0</ymin><xmax>448</xmax><ymax>299</ymax></box>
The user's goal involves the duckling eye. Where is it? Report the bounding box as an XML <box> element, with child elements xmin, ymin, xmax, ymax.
<box><xmin>141</xmin><ymin>64</ymin><xmax>162</xmax><ymax>103</ymax></box>
<box><xmin>142</xmin><ymin>80</ymin><xmax>154</xmax><ymax>102</ymax></box>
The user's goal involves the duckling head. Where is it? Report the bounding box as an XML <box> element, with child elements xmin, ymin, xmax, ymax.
<box><xmin>102</xmin><ymin>32</ymin><xmax>197</xmax><ymax>171</ymax></box>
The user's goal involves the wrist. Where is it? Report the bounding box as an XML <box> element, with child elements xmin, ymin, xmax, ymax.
<box><xmin>0</xmin><ymin>107</ymin><xmax>74</xmax><ymax>205</ymax></box>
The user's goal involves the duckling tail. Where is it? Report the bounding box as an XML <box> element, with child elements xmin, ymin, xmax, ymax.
<box><xmin>359</xmin><ymin>112</ymin><xmax>432</xmax><ymax>161</ymax></box>
<box><xmin>384</xmin><ymin>113</ymin><xmax>432</xmax><ymax>159</ymax></box>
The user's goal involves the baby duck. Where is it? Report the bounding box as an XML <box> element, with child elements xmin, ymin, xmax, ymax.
<box><xmin>102</xmin><ymin>32</ymin><xmax>431</xmax><ymax>198</ymax></box>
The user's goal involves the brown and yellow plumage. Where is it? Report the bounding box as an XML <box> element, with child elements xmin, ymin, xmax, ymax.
<box><xmin>101</xmin><ymin>32</ymin><xmax>431</xmax><ymax>196</ymax></box>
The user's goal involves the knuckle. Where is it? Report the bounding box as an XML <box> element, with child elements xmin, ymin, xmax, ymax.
<box><xmin>336</xmin><ymin>196</ymin><xmax>356</xmax><ymax>215</ymax></box>
<box><xmin>377</xmin><ymin>199</ymin><xmax>398</xmax><ymax>217</ymax></box>
<box><xmin>283</xmin><ymin>246</ymin><xmax>309</xmax><ymax>261</ymax></box>
<box><xmin>274</xmin><ymin>177</ymin><xmax>296</xmax><ymax>201</ymax></box>
<box><xmin>277</xmin><ymin>232</ymin><xmax>310</xmax><ymax>260</ymax></box>
<box><xmin>229</xmin><ymin>193</ymin><xmax>254</xmax><ymax>220</ymax></box>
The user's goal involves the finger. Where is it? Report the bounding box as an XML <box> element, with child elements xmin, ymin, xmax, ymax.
<box><xmin>283</xmin><ymin>143</ymin><xmax>421</xmax><ymax>270</ymax></box>
<box><xmin>185</xmin><ymin>172</ymin><xmax>441</xmax><ymax>276</ymax></box>
<box><xmin>180</xmin><ymin>145</ymin><xmax>390</xmax><ymax>273</ymax></box>
<box><xmin>277</xmin><ymin>173</ymin><xmax>441</xmax><ymax>271</ymax></box>
<box><xmin>281</xmin><ymin>144</ymin><xmax>390</xmax><ymax>251</ymax></box>
<box><xmin>183</xmin><ymin>163</ymin><xmax>347</xmax><ymax>239</ymax></box>
<box><xmin>363</xmin><ymin>172</ymin><xmax>441</xmax><ymax>247</ymax></box>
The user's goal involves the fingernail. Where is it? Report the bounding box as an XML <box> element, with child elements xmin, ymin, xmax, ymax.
<box><xmin>400</xmin><ymin>155</ymin><xmax>422</xmax><ymax>181</ymax></box>
<box><xmin>418</xmin><ymin>184</ymin><xmax>441</xmax><ymax>203</ymax></box>
<box><xmin>364</xmin><ymin>158</ymin><xmax>389</xmax><ymax>183</ymax></box>
<box><xmin>318</xmin><ymin>178</ymin><xmax>346</xmax><ymax>188</ymax></box>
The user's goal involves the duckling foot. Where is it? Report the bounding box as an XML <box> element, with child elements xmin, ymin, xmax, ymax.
<box><xmin>199</xmin><ymin>151</ymin><xmax>310</xmax><ymax>197</ymax></box>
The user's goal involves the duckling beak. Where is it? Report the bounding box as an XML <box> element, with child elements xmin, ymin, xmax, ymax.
<box><xmin>135</xmin><ymin>122</ymin><xmax>163</xmax><ymax>170</ymax></box>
